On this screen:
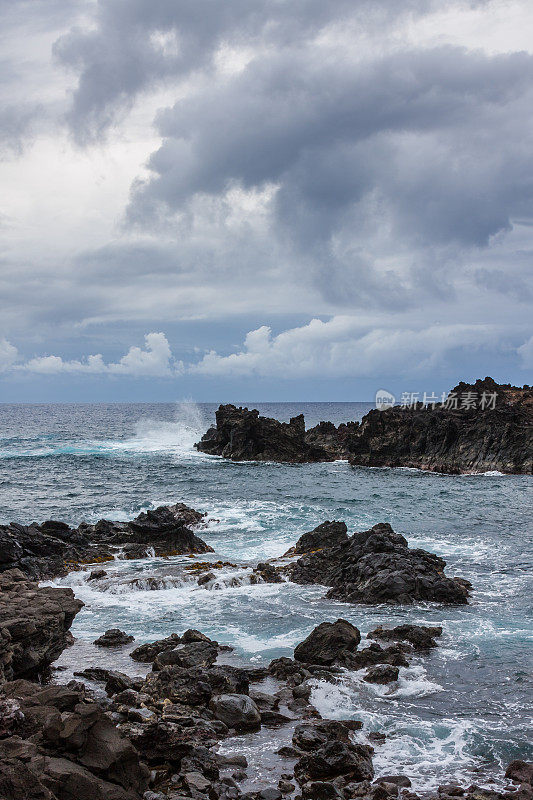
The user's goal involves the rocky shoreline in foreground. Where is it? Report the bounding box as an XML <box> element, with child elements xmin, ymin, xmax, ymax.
<box><xmin>0</xmin><ymin>507</ymin><xmax>530</xmax><ymax>800</ymax></box>
<box><xmin>195</xmin><ymin>378</ymin><xmax>533</xmax><ymax>474</ymax></box>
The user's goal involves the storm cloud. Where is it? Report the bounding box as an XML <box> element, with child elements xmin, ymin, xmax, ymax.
<box><xmin>0</xmin><ymin>0</ymin><xmax>531</xmax><ymax>397</ymax></box>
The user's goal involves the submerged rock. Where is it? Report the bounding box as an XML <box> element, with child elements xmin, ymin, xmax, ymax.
<box><xmin>289</xmin><ymin>522</ymin><xmax>470</xmax><ymax>605</ymax></box>
<box><xmin>0</xmin><ymin>569</ymin><xmax>83</xmax><ymax>683</ymax></box>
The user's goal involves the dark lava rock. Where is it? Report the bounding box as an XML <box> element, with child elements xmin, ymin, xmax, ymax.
<box><xmin>195</xmin><ymin>405</ymin><xmax>345</xmax><ymax>462</ymax></box>
<box><xmin>286</xmin><ymin>521</ymin><xmax>349</xmax><ymax>556</ymax></box>
<box><xmin>347</xmin><ymin>378</ymin><xmax>533</xmax><ymax>475</ymax></box>
<box><xmin>375</xmin><ymin>775</ymin><xmax>412</xmax><ymax>787</ymax></box>
<box><xmin>506</xmin><ymin>761</ymin><xmax>533</xmax><ymax>785</ymax></box>
<box><xmin>209</xmin><ymin>694</ymin><xmax>261</xmax><ymax>731</ymax></box>
<box><xmin>0</xmin><ymin>681</ymin><xmax>148</xmax><ymax>799</ymax></box>
<box><xmin>294</xmin><ymin>739</ymin><xmax>374</xmax><ymax>785</ymax></box>
<box><xmin>368</xmin><ymin>624</ymin><xmax>443</xmax><ymax>650</ymax></box>
<box><xmin>153</xmin><ymin>640</ymin><xmax>218</xmax><ymax>670</ymax></box>
<box><xmin>347</xmin><ymin>642</ymin><xmax>410</xmax><ymax>670</ymax></box>
<box><xmin>289</xmin><ymin>522</ymin><xmax>470</xmax><ymax>605</ymax></box>
<box><xmin>0</xmin><ymin>569</ymin><xmax>83</xmax><ymax>682</ymax></box>
<box><xmin>87</xmin><ymin>569</ymin><xmax>107</xmax><ymax>581</ymax></box>
<box><xmin>93</xmin><ymin>629</ymin><xmax>135</xmax><ymax>647</ymax></box>
<box><xmin>294</xmin><ymin>620</ymin><xmax>361</xmax><ymax>666</ymax></box>
<box><xmin>130</xmin><ymin>632</ymin><xmax>182</xmax><ymax>662</ymax></box>
<box><xmin>0</xmin><ymin>502</ymin><xmax>211</xmax><ymax>580</ymax></box>
<box><xmin>363</xmin><ymin>664</ymin><xmax>399</xmax><ymax>684</ymax></box>
<box><xmin>252</xmin><ymin>562</ymin><xmax>284</xmax><ymax>583</ymax></box>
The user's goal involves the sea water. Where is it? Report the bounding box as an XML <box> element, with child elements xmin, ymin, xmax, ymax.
<box><xmin>0</xmin><ymin>401</ymin><xmax>531</xmax><ymax>791</ymax></box>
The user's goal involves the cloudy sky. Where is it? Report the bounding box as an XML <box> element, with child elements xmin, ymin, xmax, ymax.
<box><xmin>1</xmin><ymin>0</ymin><xmax>532</xmax><ymax>401</ymax></box>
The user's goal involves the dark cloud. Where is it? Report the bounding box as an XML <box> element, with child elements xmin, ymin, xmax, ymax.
<box><xmin>54</xmin><ymin>0</ymin><xmax>452</xmax><ymax>143</ymax></box>
<box><xmin>125</xmin><ymin>42</ymin><xmax>533</xmax><ymax>307</ymax></box>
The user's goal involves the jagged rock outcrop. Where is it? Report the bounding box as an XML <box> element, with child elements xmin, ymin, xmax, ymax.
<box><xmin>0</xmin><ymin>503</ymin><xmax>212</xmax><ymax>580</ymax></box>
<box><xmin>368</xmin><ymin>624</ymin><xmax>443</xmax><ymax>650</ymax></box>
<box><xmin>289</xmin><ymin>522</ymin><xmax>470</xmax><ymax>605</ymax></box>
<box><xmin>195</xmin><ymin>379</ymin><xmax>532</xmax><ymax>473</ymax></box>
<box><xmin>195</xmin><ymin>405</ymin><xmax>353</xmax><ymax>462</ymax></box>
<box><xmin>348</xmin><ymin>378</ymin><xmax>533</xmax><ymax>474</ymax></box>
<box><xmin>0</xmin><ymin>570</ymin><xmax>83</xmax><ymax>683</ymax></box>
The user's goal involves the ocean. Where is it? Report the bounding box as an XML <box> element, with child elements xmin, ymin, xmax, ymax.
<box><xmin>0</xmin><ymin>401</ymin><xmax>532</xmax><ymax>792</ymax></box>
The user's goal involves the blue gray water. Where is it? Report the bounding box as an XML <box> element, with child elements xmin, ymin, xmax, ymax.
<box><xmin>0</xmin><ymin>402</ymin><xmax>532</xmax><ymax>791</ymax></box>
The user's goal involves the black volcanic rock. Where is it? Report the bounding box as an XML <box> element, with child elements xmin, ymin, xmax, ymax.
<box><xmin>287</xmin><ymin>521</ymin><xmax>349</xmax><ymax>556</ymax></box>
<box><xmin>289</xmin><ymin>522</ymin><xmax>469</xmax><ymax>605</ymax></box>
<box><xmin>195</xmin><ymin>379</ymin><xmax>531</xmax><ymax>473</ymax></box>
<box><xmin>195</xmin><ymin>405</ymin><xmax>350</xmax><ymax>462</ymax></box>
<box><xmin>0</xmin><ymin>503</ymin><xmax>212</xmax><ymax>580</ymax></box>
<box><xmin>294</xmin><ymin>620</ymin><xmax>361</xmax><ymax>666</ymax></box>
<box><xmin>368</xmin><ymin>624</ymin><xmax>442</xmax><ymax>650</ymax></box>
<box><xmin>0</xmin><ymin>569</ymin><xmax>83</xmax><ymax>683</ymax></box>
<box><xmin>348</xmin><ymin>378</ymin><xmax>532</xmax><ymax>474</ymax></box>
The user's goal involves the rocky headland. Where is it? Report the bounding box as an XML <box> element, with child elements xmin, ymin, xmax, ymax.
<box><xmin>194</xmin><ymin>378</ymin><xmax>532</xmax><ymax>474</ymax></box>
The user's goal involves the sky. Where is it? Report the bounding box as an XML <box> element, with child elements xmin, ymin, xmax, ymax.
<box><xmin>0</xmin><ymin>0</ymin><xmax>532</xmax><ymax>402</ymax></box>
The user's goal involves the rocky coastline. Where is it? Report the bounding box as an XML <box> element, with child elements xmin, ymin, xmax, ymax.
<box><xmin>0</xmin><ymin>508</ymin><xmax>530</xmax><ymax>799</ymax></box>
<box><xmin>194</xmin><ymin>378</ymin><xmax>532</xmax><ymax>474</ymax></box>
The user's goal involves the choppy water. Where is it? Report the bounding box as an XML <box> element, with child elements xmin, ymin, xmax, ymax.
<box><xmin>0</xmin><ymin>402</ymin><xmax>532</xmax><ymax>792</ymax></box>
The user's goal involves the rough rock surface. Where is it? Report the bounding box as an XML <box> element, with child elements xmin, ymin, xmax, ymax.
<box><xmin>289</xmin><ymin>522</ymin><xmax>469</xmax><ymax>605</ymax></box>
<box><xmin>0</xmin><ymin>569</ymin><xmax>83</xmax><ymax>683</ymax></box>
<box><xmin>286</xmin><ymin>521</ymin><xmax>349</xmax><ymax>556</ymax></box>
<box><xmin>209</xmin><ymin>694</ymin><xmax>261</xmax><ymax>731</ymax></box>
<box><xmin>347</xmin><ymin>378</ymin><xmax>533</xmax><ymax>474</ymax></box>
<box><xmin>368</xmin><ymin>624</ymin><xmax>443</xmax><ymax>650</ymax></box>
<box><xmin>195</xmin><ymin>379</ymin><xmax>532</xmax><ymax>474</ymax></box>
<box><xmin>294</xmin><ymin>620</ymin><xmax>361</xmax><ymax>666</ymax></box>
<box><xmin>0</xmin><ymin>503</ymin><xmax>212</xmax><ymax>580</ymax></box>
<box><xmin>0</xmin><ymin>680</ymin><xmax>148</xmax><ymax>800</ymax></box>
<box><xmin>94</xmin><ymin>629</ymin><xmax>135</xmax><ymax>648</ymax></box>
<box><xmin>195</xmin><ymin>405</ymin><xmax>354</xmax><ymax>462</ymax></box>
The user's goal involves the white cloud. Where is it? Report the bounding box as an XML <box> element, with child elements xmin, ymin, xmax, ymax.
<box><xmin>21</xmin><ymin>332</ymin><xmax>182</xmax><ymax>377</ymax></box>
<box><xmin>191</xmin><ymin>317</ymin><xmax>502</xmax><ymax>378</ymax></box>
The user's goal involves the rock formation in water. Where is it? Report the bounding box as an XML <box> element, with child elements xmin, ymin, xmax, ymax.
<box><xmin>288</xmin><ymin>521</ymin><xmax>470</xmax><ymax>605</ymax></box>
<box><xmin>347</xmin><ymin>377</ymin><xmax>533</xmax><ymax>474</ymax></box>
<box><xmin>195</xmin><ymin>378</ymin><xmax>532</xmax><ymax>473</ymax></box>
<box><xmin>195</xmin><ymin>404</ymin><xmax>355</xmax><ymax>461</ymax></box>
<box><xmin>0</xmin><ymin>569</ymin><xmax>83</xmax><ymax>683</ymax></box>
<box><xmin>0</xmin><ymin>503</ymin><xmax>213</xmax><ymax>580</ymax></box>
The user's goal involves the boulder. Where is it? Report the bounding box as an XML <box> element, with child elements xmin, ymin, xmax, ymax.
<box><xmin>289</xmin><ymin>522</ymin><xmax>470</xmax><ymax>605</ymax></box>
<box><xmin>209</xmin><ymin>694</ymin><xmax>261</xmax><ymax>731</ymax></box>
<box><xmin>368</xmin><ymin>624</ymin><xmax>442</xmax><ymax>650</ymax></box>
<box><xmin>93</xmin><ymin>629</ymin><xmax>135</xmax><ymax>648</ymax></box>
<box><xmin>294</xmin><ymin>620</ymin><xmax>361</xmax><ymax>666</ymax></box>
<box><xmin>0</xmin><ymin>570</ymin><xmax>83</xmax><ymax>683</ymax></box>
<box><xmin>363</xmin><ymin>665</ymin><xmax>399</xmax><ymax>684</ymax></box>
<box><xmin>506</xmin><ymin>761</ymin><xmax>533</xmax><ymax>785</ymax></box>
<box><xmin>130</xmin><ymin>633</ymin><xmax>182</xmax><ymax>663</ymax></box>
